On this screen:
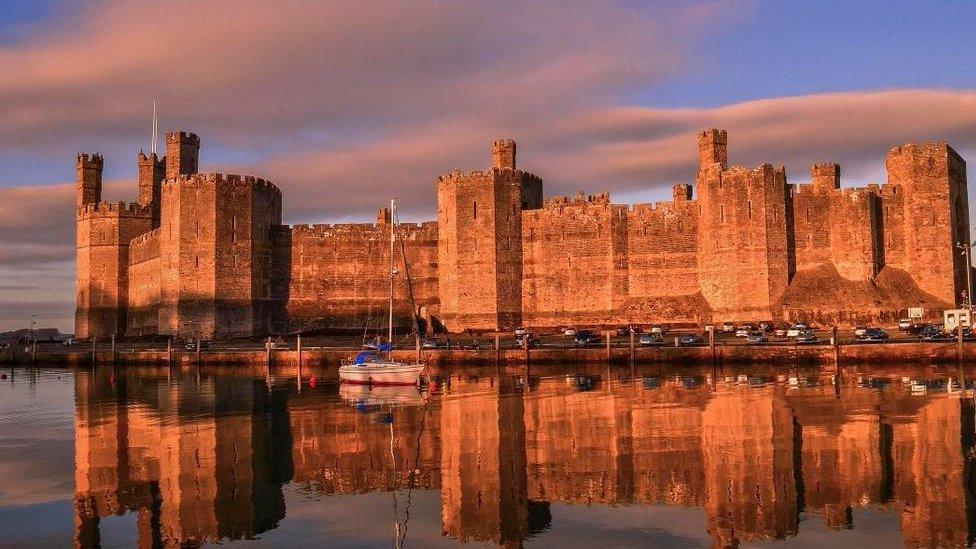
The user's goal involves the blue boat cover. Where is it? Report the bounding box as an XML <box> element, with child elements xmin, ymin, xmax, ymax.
<box><xmin>353</xmin><ymin>350</ymin><xmax>379</xmax><ymax>365</ymax></box>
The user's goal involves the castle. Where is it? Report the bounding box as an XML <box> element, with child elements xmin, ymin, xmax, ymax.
<box><xmin>75</xmin><ymin>129</ymin><xmax>970</xmax><ymax>340</ymax></box>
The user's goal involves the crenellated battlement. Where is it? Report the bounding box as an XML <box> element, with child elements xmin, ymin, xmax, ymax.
<box><xmin>288</xmin><ymin>220</ymin><xmax>438</xmax><ymax>239</ymax></box>
<box><xmin>76</xmin><ymin>153</ymin><xmax>104</xmax><ymax>166</ymax></box>
<box><xmin>542</xmin><ymin>190</ymin><xmax>611</xmax><ymax>209</ymax></box>
<box><xmin>437</xmin><ymin>167</ymin><xmax>542</xmax><ymax>184</ymax></box>
<box><xmin>78</xmin><ymin>201</ymin><xmax>153</xmax><ymax>218</ymax></box>
<box><xmin>163</xmin><ymin>172</ymin><xmax>281</xmax><ymax>194</ymax></box>
<box><xmin>164</xmin><ymin>131</ymin><xmax>200</xmax><ymax>143</ymax></box>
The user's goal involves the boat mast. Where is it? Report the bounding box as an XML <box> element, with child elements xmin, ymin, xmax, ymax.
<box><xmin>389</xmin><ymin>197</ymin><xmax>396</xmax><ymax>348</ymax></box>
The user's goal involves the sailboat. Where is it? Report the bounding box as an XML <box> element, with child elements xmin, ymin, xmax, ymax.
<box><xmin>338</xmin><ymin>198</ymin><xmax>425</xmax><ymax>386</ymax></box>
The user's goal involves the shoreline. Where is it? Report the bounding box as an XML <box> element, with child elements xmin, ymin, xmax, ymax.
<box><xmin>2</xmin><ymin>339</ymin><xmax>970</xmax><ymax>367</ymax></box>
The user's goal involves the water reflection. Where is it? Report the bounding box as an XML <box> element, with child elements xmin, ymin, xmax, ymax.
<box><xmin>70</xmin><ymin>365</ymin><xmax>976</xmax><ymax>547</ymax></box>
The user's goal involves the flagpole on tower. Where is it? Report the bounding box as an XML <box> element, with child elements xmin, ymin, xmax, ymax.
<box><xmin>151</xmin><ymin>101</ymin><xmax>158</xmax><ymax>155</ymax></box>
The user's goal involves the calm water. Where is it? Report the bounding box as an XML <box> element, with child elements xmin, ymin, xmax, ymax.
<box><xmin>1</xmin><ymin>364</ymin><xmax>974</xmax><ymax>548</ymax></box>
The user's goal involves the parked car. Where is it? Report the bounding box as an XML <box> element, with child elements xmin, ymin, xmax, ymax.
<box><xmin>649</xmin><ymin>325</ymin><xmax>666</xmax><ymax>335</ymax></box>
<box><xmin>516</xmin><ymin>333</ymin><xmax>541</xmax><ymax>348</ymax></box>
<box><xmin>898</xmin><ymin>318</ymin><xmax>912</xmax><ymax>331</ymax></box>
<box><xmin>563</xmin><ymin>327</ymin><xmax>577</xmax><ymax>337</ymax></box>
<box><xmin>721</xmin><ymin>323</ymin><xmax>734</xmax><ymax>333</ymax></box>
<box><xmin>737</xmin><ymin>324</ymin><xmax>754</xmax><ymax>332</ymax></box>
<box><xmin>795</xmin><ymin>330</ymin><xmax>818</xmax><ymax>344</ymax></box>
<box><xmin>857</xmin><ymin>327</ymin><xmax>889</xmax><ymax>342</ymax></box>
<box><xmin>638</xmin><ymin>333</ymin><xmax>664</xmax><ymax>346</ymax></box>
<box><xmin>759</xmin><ymin>322</ymin><xmax>772</xmax><ymax>332</ymax></box>
<box><xmin>678</xmin><ymin>334</ymin><xmax>703</xmax><ymax>346</ymax></box>
<box><xmin>184</xmin><ymin>339</ymin><xmax>210</xmax><ymax>351</ymax></box>
<box><xmin>514</xmin><ymin>327</ymin><xmax>528</xmax><ymax>337</ymax></box>
<box><xmin>735</xmin><ymin>328</ymin><xmax>750</xmax><ymax>338</ymax></box>
<box><xmin>853</xmin><ymin>326</ymin><xmax>867</xmax><ymax>338</ymax></box>
<box><xmin>786</xmin><ymin>324</ymin><xmax>809</xmax><ymax>338</ymax></box>
<box><xmin>746</xmin><ymin>331</ymin><xmax>767</xmax><ymax>343</ymax></box>
<box><xmin>574</xmin><ymin>330</ymin><xmax>601</xmax><ymax>347</ymax></box>
<box><xmin>421</xmin><ymin>338</ymin><xmax>444</xmax><ymax>349</ymax></box>
<box><xmin>60</xmin><ymin>338</ymin><xmax>75</xmax><ymax>347</ymax></box>
<box><xmin>918</xmin><ymin>324</ymin><xmax>951</xmax><ymax>341</ymax></box>
<box><xmin>773</xmin><ymin>323</ymin><xmax>789</xmax><ymax>337</ymax></box>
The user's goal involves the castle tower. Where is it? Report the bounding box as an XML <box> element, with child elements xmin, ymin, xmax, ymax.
<box><xmin>492</xmin><ymin>139</ymin><xmax>516</xmax><ymax>170</ymax></box>
<box><xmin>137</xmin><ymin>150</ymin><xmax>166</xmax><ymax>227</ymax></box>
<box><xmin>698</xmin><ymin>129</ymin><xmax>728</xmax><ymax>171</ymax></box>
<box><xmin>436</xmin><ymin>139</ymin><xmax>543</xmax><ymax>331</ymax></box>
<box><xmin>76</xmin><ymin>153</ymin><xmax>103</xmax><ymax>208</ymax></box>
<box><xmin>75</xmin><ymin>202</ymin><xmax>153</xmax><ymax>340</ymax></box>
<box><xmin>165</xmin><ymin>132</ymin><xmax>200</xmax><ymax>181</ymax></box>
<box><xmin>811</xmin><ymin>163</ymin><xmax>840</xmax><ymax>190</ymax></box>
<box><xmin>885</xmin><ymin>143</ymin><xmax>970</xmax><ymax>305</ymax></box>
<box><xmin>696</xmin><ymin>130</ymin><xmax>792</xmax><ymax>320</ymax></box>
<box><xmin>158</xmin><ymin>173</ymin><xmax>282</xmax><ymax>340</ymax></box>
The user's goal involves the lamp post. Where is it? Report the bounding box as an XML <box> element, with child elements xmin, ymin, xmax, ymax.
<box><xmin>957</xmin><ymin>241</ymin><xmax>975</xmax><ymax>311</ymax></box>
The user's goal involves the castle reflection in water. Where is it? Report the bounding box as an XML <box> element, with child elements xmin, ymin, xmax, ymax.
<box><xmin>73</xmin><ymin>365</ymin><xmax>976</xmax><ymax>547</ymax></box>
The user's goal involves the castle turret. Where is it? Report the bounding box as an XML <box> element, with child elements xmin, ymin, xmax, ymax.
<box><xmin>137</xmin><ymin>150</ymin><xmax>166</xmax><ymax>227</ymax></box>
<box><xmin>885</xmin><ymin>142</ymin><xmax>970</xmax><ymax>305</ymax></box>
<box><xmin>76</xmin><ymin>153</ymin><xmax>103</xmax><ymax>208</ymax></box>
<box><xmin>696</xmin><ymin>130</ymin><xmax>791</xmax><ymax>320</ymax></box>
<box><xmin>811</xmin><ymin>163</ymin><xmax>840</xmax><ymax>190</ymax></box>
<box><xmin>492</xmin><ymin>139</ymin><xmax>516</xmax><ymax>170</ymax></box>
<box><xmin>165</xmin><ymin>132</ymin><xmax>200</xmax><ymax>181</ymax></box>
<box><xmin>698</xmin><ymin>129</ymin><xmax>728</xmax><ymax>171</ymax></box>
<box><xmin>437</xmin><ymin>139</ymin><xmax>542</xmax><ymax>331</ymax></box>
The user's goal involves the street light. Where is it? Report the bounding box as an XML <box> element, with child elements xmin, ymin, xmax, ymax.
<box><xmin>957</xmin><ymin>241</ymin><xmax>975</xmax><ymax>310</ymax></box>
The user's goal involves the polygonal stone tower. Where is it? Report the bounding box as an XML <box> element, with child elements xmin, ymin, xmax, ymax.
<box><xmin>436</xmin><ymin>139</ymin><xmax>543</xmax><ymax>331</ymax></box>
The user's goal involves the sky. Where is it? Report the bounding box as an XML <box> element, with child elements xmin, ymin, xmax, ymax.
<box><xmin>1</xmin><ymin>0</ymin><xmax>975</xmax><ymax>332</ymax></box>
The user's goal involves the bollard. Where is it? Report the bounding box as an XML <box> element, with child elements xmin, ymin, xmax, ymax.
<box><xmin>495</xmin><ymin>333</ymin><xmax>501</xmax><ymax>363</ymax></box>
<box><xmin>266</xmin><ymin>337</ymin><xmax>272</xmax><ymax>369</ymax></box>
<box><xmin>91</xmin><ymin>337</ymin><xmax>97</xmax><ymax>365</ymax></box>
<box><xmin>111</xmin><ymin>335</ymin><xmax>116</xmax><ymax>363</ymax></box>
<box><xmin>606</xmin><ymin>331</ymin><xmax>612</xmax><ymax>360</ymax></box>
<box><xmin>167</xmin><ymin>338</ymin><xmax>172</xmax><ymax>367</ymax></box>
<box><xmin>196</xmin><ymin>339</ymin><xmax>201</xmax><ymax>365</ymax></box>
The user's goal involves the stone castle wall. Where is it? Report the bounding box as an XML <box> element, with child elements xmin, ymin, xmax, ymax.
<box><xmin>75</xmin><ymin>128</ymin><xmax>970</xmax><ymax>339</ymax></box>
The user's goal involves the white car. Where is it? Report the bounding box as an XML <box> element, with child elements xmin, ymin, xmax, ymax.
<box><xmin>722</xmin><ymin>323</ymin><xmax>735</xmax><ymax>333</ymax></box>
<box><xmin>650</xmin><ymin>325</ymin><xmax>665</xmax><ymax>334</ymax></box>
<box><xmin>514</xmin><ymin>327</ymin><xmax>528</xmax><ymax>337</ymax></box>
<box><xmin>735</xmin><ymin>328</ymin><xmax>750</xmax><ymax>338</ymax></box>
<box><xmin>563</xmin><ymin>328</ymin><xmax>576</xmax><ymax>337</ymax></box>
<box><xmin>786</xmin><ymin>324</ymin><xmax>809</xmax><ymax>338</ymax></box>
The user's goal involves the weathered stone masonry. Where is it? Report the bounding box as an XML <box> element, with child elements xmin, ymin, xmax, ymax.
<box><xmin>75</xmin><ymin>129</ymin><xmax>970</xmax><ymax>339</ymax></box>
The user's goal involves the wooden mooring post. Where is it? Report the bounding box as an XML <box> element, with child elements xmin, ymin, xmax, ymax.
<box><xmin>629</xmin><ymin>329</ymin><xmax>635</xmax><ymax>368</ymax></box>
<box><xmin>605</xmin><ymin>331</ymin><xmax>612</xmax><ymax>361</ymax></box>
<box><xmin>958</xmin><ymin>324</ymin><xmax>965</xmax><ymax>364</ymax></box>
<box><xmin>166</xmin><ymin>338</ymin><xmax>172</xmax><ymax>367</ymax></box>
<box><xmin>832</xmin><ymin>326</ymin><xmax>839</xmax><ymax>365</ymax></box>
<box><xmin>91</xmin><ymin>337</ymin><xmax>97</xmax><ymax>365</ymax></box>
<box><xmin>296</xmin><ymin>334</ymin><xmax>303</xmax><ymax>392</ymax></box>
<box><xmin>110</xmin><ymin>335</ymin><xmax>116</xmax><ymax>364</ymax></box>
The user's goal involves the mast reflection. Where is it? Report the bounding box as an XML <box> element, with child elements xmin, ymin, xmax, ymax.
<box><xmin>73</xmin><ymin>366</ymin><xmax>976</xmax><ymax>547</ymax></box>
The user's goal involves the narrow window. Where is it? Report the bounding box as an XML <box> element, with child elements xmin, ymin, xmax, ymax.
<box><xmin>748</xmin><ymin>201</ymin><xmax>752</xmax><ymax>219</ymax></box>
<box><xmin>195</xmin><ymin>255</ymin><xmax>199</xmax><ymax>268</ymax></box>
<box><xmin>195</xmin><ymin>220</ymin><xmax>199</xmax><ymax>238</ymax></box>
<box><xmin>473</xmin><ymin>201</ymin><xmax>477</xmax><ymax>219</ymax></box>
<box><xmin>719</xmin><ymin>205</ymin><xmax>725</xmax><ymax>223</ymax></box>
<box><xmin>806</xmin><ymin>207</ymin><xmax>810</xmax><ymax>221</ymax></box>
<box><xmin>232</xmin><ymin>215</ymin><xmax>237</xmax><ymax>243</ymax></box>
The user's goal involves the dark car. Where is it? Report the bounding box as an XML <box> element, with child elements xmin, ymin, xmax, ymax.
<box><xmin>421</xmin><ymin>338</ymin><xmax>444</xmax><ymax>349</ymax></box>
<box><xmin>918</xmin><ymin>325</ymin><xmax>951</xmax><ymax>341</ymax></box>
<box><xmin>574</xmin><ymin>330</ymin><xmax>601</xmax><ymax>347</ymax></box>
<box><xmin>746</xmin><ymin>331</ymin><xmax>767</xmax><ymax>343</ymax></box>
<box><xmin>184</xmin><ymin>339</ymin><xmax>210</xmax><ymax>351</ymax></box>
<box><xmin>795</xmin><ymin>330</ymin><xmax>818</xmax><ymax>344</ymax></box>
<box><xmin>638</xmin><ymin>333</ymin><xmax>664</xmax><ymax>346</ymax></box>
<box><xmin>678</xmin><ymin>334</ymin><xmax>703</xmax><ymax>346</ymax></box>
<box><xmin>857</xmin><ymin>327</ymin><xmax>889</xmax><ymax>342</ymax></box>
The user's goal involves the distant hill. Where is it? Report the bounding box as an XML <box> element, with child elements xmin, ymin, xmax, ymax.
<box><xmin>0</xmin><ymin>328</ymin><xmax>65</xmax><ymax>344</ymax></box>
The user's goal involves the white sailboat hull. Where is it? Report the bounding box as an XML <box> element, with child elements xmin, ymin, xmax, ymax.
<box><xmin>338</xmin><ymin>361</ymin><xmax>424</xmax><ymax>386</ymax></box>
